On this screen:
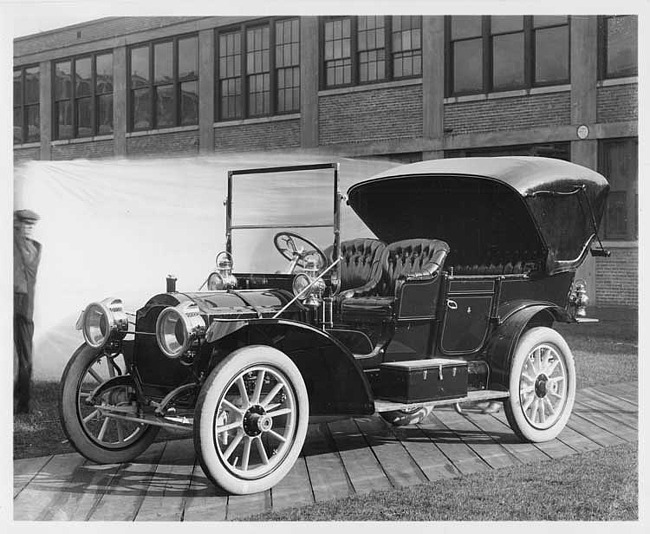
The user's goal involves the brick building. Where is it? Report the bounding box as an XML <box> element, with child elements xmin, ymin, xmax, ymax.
<box><xmin>13</xmin><ymin>15</ymin><xmax>638</xmax><ymax>306</ymax></box>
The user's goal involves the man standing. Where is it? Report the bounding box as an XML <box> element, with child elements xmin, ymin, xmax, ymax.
<box><xmin>14</xmin><ymin>209</ymin><xmax>41</xmax><ymax>414</ymax></box>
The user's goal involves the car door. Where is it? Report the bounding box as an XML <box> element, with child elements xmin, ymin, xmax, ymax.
<box><xmin>439</xmin><ymin>278</ymin><xmax>495</xmax><ymax>355</ymax></box>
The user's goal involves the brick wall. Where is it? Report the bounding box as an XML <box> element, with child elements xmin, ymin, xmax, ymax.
<box><xmin>127</xmin><ymin>130</ymin><xmax>199</xmax><ymax>157</ymax></box>
<box><xmin>319</xmin><ymin>85</ymin><xmax>423</xmax><ymax>145</ymax></box>
<box><xmin>14</xmin><ymin>147</ymin><xmax>41</xmax><ymax>164</ymax></box>
<box><xmin>14</xmin><ymin>17</ymin><xmax>203</xmax><ymax>56</ymax></box>
<box><xmin>51</xmin><ymin>140</ymin><xmax>115</xmax><ymax>160</ymax></box>
<box><xmin>595</xmin><ymin>246</ymin><xmax>638</xmax><ymax>306</ymax></box>
<box><xmin>597</xmin><ymin>84</ymin><xmax>638</xmax><ymax>123</ymax></box>
<box><xmin>445</xmin><ymin>92</ymin><xmax>571</xmax><ymax>135</ymax></box>
<box><xmin>214</xmin><ymin>119</ymin><xmax>301</xmax><ymax>152</ymax></box>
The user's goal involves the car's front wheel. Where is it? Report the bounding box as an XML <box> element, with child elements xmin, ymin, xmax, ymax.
<box><xmin>194</xmin><ymin>345</ymin><xmax>309</xmax><ymax>495</ymax></box>
<box><xmin>504</xmin><ymin>327</ymin><xmax>576</xmax><ymax>442</ymax></box>
<box><xmin>59</xmin><ymin>344</ymin><xmax>159</xmax><ymax>463</ymax></box>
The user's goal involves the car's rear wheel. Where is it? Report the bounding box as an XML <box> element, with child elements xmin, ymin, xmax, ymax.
<box><xmin>194</xmin><ymin>345</ymin><xmax>309</xmax><ymax>495</ymax></box>
<box><xmin>504</xmin><ymin>327</ymin><xmax>576</xmax><ymax>442</ymax></box>
<box><xmin>59</xmin><ymin>343</ymin><xmax>159</xmax><ymax>463</ymax></box>
<box><xmin>380</xmin><ymin>406</ymin><xmax>433</xmax><ymax>426</ymax></box>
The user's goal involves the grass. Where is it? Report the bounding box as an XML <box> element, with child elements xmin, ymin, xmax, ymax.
<box><xmin>246</xmin><ymin>442</ymin><xmax>638</xmax><ymax>521</ymax></box>
<box><xmin>555</xmin><ymin>306</ymin><xmax>638</xmax><ymax>390</ymax></box>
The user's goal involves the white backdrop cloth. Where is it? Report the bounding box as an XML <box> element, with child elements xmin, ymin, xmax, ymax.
<box><xmin>13</xmin><ymin>154</ymin><xmax>395</xmax><ymax>380</ymax></box>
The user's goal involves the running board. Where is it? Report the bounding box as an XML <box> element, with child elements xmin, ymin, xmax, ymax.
<box><xmin>374</xmin><ymin>389</ymin><xmax>509</xmax><ymax>413</ymax></box>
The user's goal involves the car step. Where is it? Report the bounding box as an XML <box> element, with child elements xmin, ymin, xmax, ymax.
<box><xmin>374</xmin><ymin>389</ymin><xmax>509</xmax><ymax>413</ymax></box>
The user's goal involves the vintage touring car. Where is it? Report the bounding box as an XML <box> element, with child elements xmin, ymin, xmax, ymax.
<box><xmin>60</xmin><ymin>157</ymin><xmax>610</xmax><ymax>495</ymax></box>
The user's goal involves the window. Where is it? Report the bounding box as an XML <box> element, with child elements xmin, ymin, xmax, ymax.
<box><xmin>53</xmin><ymin>53</ymin><xmax>113</xmax><ymax>140</ymax></box>
<box><xmin>447</xmin><ymin>16</ymin><xmax>569</xmax><ymax>96</ymax></box>
<box><xmin>246</xmin><ymin>26</ymin><xmax>271</xmax><ymax>116</ymax></box>
<box><xmin>13</xmin><ymin>66</ymin><xmax>40</xmax><ymax>144</ymax></box>
<box><xmin>449</xmin><ymin>16</ymin><xmax>483</xmax><ymax>94</ymax></box>
<box><xmin>599</xmin><ymin>16</ymin><xmax>638</xmax><ymax>79</ymax></box>
<box><xmin>392</xmin><ymin>16</ymin><xmax>422</xmax><ymax>78</ymax></box>
<box><xmin>129</xmin><ymin>35</ymin><xmax>198</xmax><ymax>131</ymax></box>
<box><xmin>599</xmin><ymin>138</ymin><xmax>638</xmax><ymax>240</ymax></box>
<box><xmin>358</xmin><ymin>16</ymin><xmax>386</xmax><ymax>82</ymax></box>
<box><xmin>491</xmin><ymin>16</ymin><xmax>525</xmax><ymax>91</ymax></box>
<box><xmin>217</xmin><ymin>18</ymin><xmax>300</xmax><ymax>121</ymax></box>
<box><xmin>322</xmin><ymin>16</ymin><xmax>422</xmax><ymax>88</ymax></box>
<box><xmin>324</xmin><ymin>18</ymin><xmax>352</xmax><ymax>86</ymax></box>
<box><xmin>276</xmin><ymin>19</ymin><xmax>301</xmax><ymax>113</ymax></box>
<box><xmin>446</xmin><ymin>142</ymin><xmax>570</xmax><ymax>161</ymax></box>
<box><xmin>533</xmin><ymin>16</ymin><xmax>570</xmax><ymax>85</ymax></box>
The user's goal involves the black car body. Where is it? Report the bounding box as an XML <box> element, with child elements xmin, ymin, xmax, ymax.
<box><xmin>60</xmin><ymin>157</ymin><xmax>609</xmax><ymax>495</ymax></box>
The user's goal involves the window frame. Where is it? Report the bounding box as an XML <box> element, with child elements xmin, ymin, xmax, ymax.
<box><xmin>598</xmin><ymin>15</ymin><xmax>638</xmax><ymax>80</ymax></box>
<box><xmin>52</xmin><ymin>51</ymin><xmax>114</xmax><ymax>140</ymax></box>
<box><xmin>598</xmin><ymin>138</ymin><xmax>638</xmax><ymax>241</ymax></box>
<box><xmin>320</xmin><ymin>15</ymin><xmax>423</xmax><ymax>90</ymax></box>
<box><xmin>127</xmin><ymin>33</ymin><xmax>199</xmax><ymax>132</ymax></box>
<box><xmin>13</xmin><ymin>64</ymin><xmax>40</xmax><ymax>145</ymax></box>
<box><xmin>446</xmin><ymin>15</ymin><xmax>570</xmax><ymax>97</ymax></box>
<box><xmin>215</xmin><ymin>17</ymin><xmax>301</xmax><ymax>122</ymax></box>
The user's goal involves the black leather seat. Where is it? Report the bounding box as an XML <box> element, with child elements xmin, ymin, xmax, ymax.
<box><xmin>450</xmin><ymin>250</ymin><xmax>541</xmax><ymax>275</ymax></box>
<box><xmin>324</xmin><ymin>238</ymin><xmax>386</xmax><ymax>299</ymax></box>
<box><xmin>340</xmin><ymin>238</ymin><xmax>450</xmax><ymax>321</ymax></box>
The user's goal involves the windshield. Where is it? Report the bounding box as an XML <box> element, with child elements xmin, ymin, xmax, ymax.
<box><xmin>228</xmin><ymin>164</ymin><xmax>339</xmax><ymax>274</ymax></box>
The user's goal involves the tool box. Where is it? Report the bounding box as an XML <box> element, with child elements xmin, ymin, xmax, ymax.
<box><xmin>376</xmin><ymin>358</ymin><xmax>468</xmax><ymax>403</ymax></box>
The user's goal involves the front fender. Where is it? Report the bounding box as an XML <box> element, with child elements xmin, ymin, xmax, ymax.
<box><xmin>213</xmin><ymin>319</ymin><xmax>375</xmax><ymax>417</ymax></box>
<box><xmin>487</xmin><ymin>303</ymin><xmax>566</xmax><ymax>390</ymax></box>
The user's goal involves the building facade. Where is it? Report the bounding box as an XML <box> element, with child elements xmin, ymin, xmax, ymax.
<box><xmin>13</xmin><ymin>15</ymin><xmax>638</xmax><ymax>306</ymax></box>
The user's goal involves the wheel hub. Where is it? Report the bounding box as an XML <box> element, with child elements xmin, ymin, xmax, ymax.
<box><xmin>243</xmin><ymin>405</ymin><xmax>272</xmax><ymax>436</ymax></box>
<box><xmin>535</xmin><ymin>374</ymin><xmax>549</xmax><ymax>397</ymax></box>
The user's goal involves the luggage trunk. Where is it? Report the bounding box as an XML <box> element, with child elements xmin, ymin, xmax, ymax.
<box><xmin>376</xmin><ymin>358</ymin><xmax>468</xmax><ymax>403</ymax></box>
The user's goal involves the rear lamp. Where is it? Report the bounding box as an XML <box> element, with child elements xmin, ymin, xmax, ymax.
<box><xmin>569</xmin><ymin>278</ymin><xmax>589</xmax><ymax>318</ymax></box>
<box><xmin>156</xmin><ymin>301</ymin><xmax>207</xmax><ymax>359</ymax></box>
<box><xmin>77</xmin><ymin>297</ymin><xmax>128</xmax><ymax>349</ymax></box>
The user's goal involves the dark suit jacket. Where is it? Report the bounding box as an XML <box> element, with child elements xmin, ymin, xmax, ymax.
<box><xmin>14</xmin><ymin>235</ymin><xmax>41</xmax><ymax>320</ymax></box>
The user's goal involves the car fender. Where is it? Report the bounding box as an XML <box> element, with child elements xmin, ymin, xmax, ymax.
<box><xmin>486</xmin><ymin>301</ymin><xmax>568</xmax><ymax>390</ymax></box>
<box><xmin>211</xmin><ymin>318</ymin><xmax>375</xmax><ymax>417</ymax></box>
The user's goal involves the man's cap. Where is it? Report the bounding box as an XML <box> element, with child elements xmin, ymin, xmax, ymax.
<box><xmin>14</xmin><ymin>209</ymin><xmax>40</xmax><ymax>222</ymax></box>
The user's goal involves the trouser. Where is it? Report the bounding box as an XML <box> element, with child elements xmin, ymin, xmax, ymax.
<box><xmin>14</xmin><ymin>313</ymin><xmax>34</xmax><ymax>410</ymax></box>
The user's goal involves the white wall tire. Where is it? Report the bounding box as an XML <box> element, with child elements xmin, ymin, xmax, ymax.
<box><xmin>59</xmin><ymin>344</ymin><xmax>159</xmax><ymax>464</ymax></box>
<box><xmin>194</xmin><ymin>345</ymin><xmax>309</xmax><ymax>495</ymax></box>
<box><xmin>504</xmin><ymin>327</ymin><xmax>576</xmax><ymax>442</ymax></box>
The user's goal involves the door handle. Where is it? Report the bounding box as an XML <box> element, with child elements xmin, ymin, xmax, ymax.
<box><xmin>446</xmin><ymin>299</ymin><xmax>458</xmax><ymax>310</ymax></box>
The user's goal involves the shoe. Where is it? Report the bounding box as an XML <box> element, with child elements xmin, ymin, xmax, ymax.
<box><xmin>481</xmin><ymin>401</ymin><xmax>502</xmax><ymax>414</ymax></box>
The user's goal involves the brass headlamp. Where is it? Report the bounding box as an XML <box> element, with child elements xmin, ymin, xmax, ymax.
<box><xmin>292</xmin><ymin>256</ymin><xmax>326</xmax><ymax>308</ymax></box>
<box><xmin>207</xmin><ymin>251</ymin><xmax>238</xmax><ymax>291</ymax></box>
<box><xmin>76</xmin><ymin>297</ymin><xmax>128</xmax><ymax>349</ymax></box>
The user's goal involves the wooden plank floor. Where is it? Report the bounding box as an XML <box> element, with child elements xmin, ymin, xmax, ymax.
<box><xmin>13</xmin><ymin>382</ymin><xmax>638</xmax><ymax>521</ymax></box>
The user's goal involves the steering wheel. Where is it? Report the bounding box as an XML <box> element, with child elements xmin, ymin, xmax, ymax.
<box><xmin>273</xmin><ymin>232</ymin><xmax>328</xmax><ymax>274</ymax></box>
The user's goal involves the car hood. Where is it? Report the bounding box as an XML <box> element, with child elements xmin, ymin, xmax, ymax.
<box><xmin>139</xmin><ymin>288</ymin><xmax>295</xmax><ymax>321</ymax></box>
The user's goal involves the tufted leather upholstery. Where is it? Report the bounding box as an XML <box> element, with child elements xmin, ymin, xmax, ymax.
<box><xmin>340</xmin><ymin>238</ymin><xmax>449</xmax><ymax>321</ymax></box>
<box><xmin>450</xmin><ymin>251</ymin><xmax>541</xmax><ymax>276</ymax></box>
<box><xmin>324</xmin><ymin>238</ymin><xmax>386</xmax><ymax>298</ymax></box>
<box><xmin>379</xmin><ymin>238</ymin><xmax>450</xmax><ymax>294</ymax></box>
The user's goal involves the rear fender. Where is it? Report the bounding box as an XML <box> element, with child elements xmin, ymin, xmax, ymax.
<box><xmin>211</xmin><ymin>319</ymin><xmax>375</xmax><ymax>416</ymax></box>
<box><xmin>486</xmin><ymin>303</ymin><xmax>568</xmax><ymax>390</ymax></box>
